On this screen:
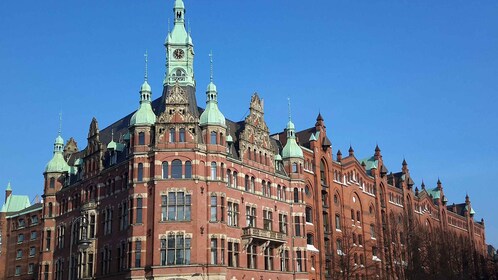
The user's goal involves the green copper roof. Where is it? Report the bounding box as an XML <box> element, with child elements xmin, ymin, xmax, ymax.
<box><xmin>200</xmin><ymin>81</ymin><xmax>226</xmax><ymax>127</ymax></box>
<box><xmin>130</xmin><ymin>80</ymin><xmax>156</xmax><ymax>126</ymax></box>
<box><xmin>282</xmin><ymin>120</ymin><xmax>303</xmax><ymax>159</ymax></box>
<box><xmin>45</xmin><ymin>134</ymin><xmax>70</xmax><ymax>173</ymax></box>
<box><xmin>360</xmin><ymin>157</ymin><xmax>378</xmax><ymax>170</ymax></box>
<box><xmin>0</xmin><ymin>194</ymin><xmax>31</xmax><ymax>213</ymax></box>
<box><xmin>6</xmin><ymin>182</ymin><xmax>12</xmax><ymax>191</ymax></box>
<box><xmin>466</xmin><ymin>205</ymin><xmax>476</xmax><ymax>215</ymax></box>
<box><xmin>426</xmin><ymin>187</ymin><xmax>441</xmax><ymax>200</ymax></box>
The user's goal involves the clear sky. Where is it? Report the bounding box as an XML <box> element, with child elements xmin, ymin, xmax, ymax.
<box><xmin>1</xmin><ymin>1</ymin><xmax>497</xmax><ymax>246</ymax></box>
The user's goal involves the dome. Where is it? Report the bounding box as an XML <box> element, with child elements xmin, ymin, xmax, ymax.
<box><xmin>130</xmin><ymin>103</ymin><xmax>156</xmax><ymax>126</ymax></box>
<box><xmin>107</xmin><ymin>140</ymin><xmax>117</xmax><ymax>150</ymax></box>
<box><xmin>45</xmin><ymin>152</ymin><xmax>70</xmax><ymax>173</ymax></box>
<box><xmin>274</xmin><ymin>154</ymin><xmax>282</xmax><ymax>161</ymax></box>
<box><xmin>140</xmin><ymin>80</ymin><xmax>151</xmax><ymax>92</ymax></box>
<box><xmin>286</xmin><ymin>120</ymin><xmax>295</xmax><ymax>130</ymax></box>
<box><xmin>226</xmin><ymin>134</ymin><xmax>233</xmax><ymax>143</ymax></box>
<box><xmin>175</xmin><ymin>0</ymin><xmax>185</xmax><ymax>9</ymax></box>
<box><xmin>282</xmin><ymin>139</ymin><xmax>303</xmax><ymax>159</ymax></box>
<box><xmin>200</xmin><ymin>103</ymin><xmax>226</xmax><ymax>127</ymax></box>
<box><xmin>55</xmin><ymin>135</ymin><xmax>64</xmax><ymax>145</ymax></box>
<box><xmin>207</xmin><ymin>81</ymin><xmax>217</xmax><ymax>92</ymax></box>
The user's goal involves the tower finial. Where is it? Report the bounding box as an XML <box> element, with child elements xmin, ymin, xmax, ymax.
<box><xmin>58</xmin><ymin>111</ymin><xmax>62</xmax><ymax>136</ymax></box>
<box><xmin>144</xmin><ymin>51</ymin><xmax>148</xmax><ymax>82</ymax></box>
<box><xmin>209</xmin><ymin>50</ymin><xmax>213</xmax><ymax>82</ymax></box>
<box><xmin>288</xmin><ymin>98</ymin><xmax>292</xmax><ymax>121</ymax></box>
<box><xmin>111</xmin><ymin>129</ymin><xmax>114</xmax><ymax>142</ymax></box>
<box><xmin>168</xmin><ymin>18</ymin><xmax>170</xmax><ymax>33</ymax></box>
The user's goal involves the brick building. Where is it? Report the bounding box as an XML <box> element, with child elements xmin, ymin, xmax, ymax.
<box><xmin>0</xmin><ymin>0</ymin><xmax>487</xmax><ymax>279</ymax></box>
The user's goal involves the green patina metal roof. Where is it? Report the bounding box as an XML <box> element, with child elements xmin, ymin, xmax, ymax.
<box><xmin>200</xmin><ymin>81</ymin><xmax>226</xmax><ymax>127</ymax></box>
<box><xmin>0</xmin><ymin>194</ymin><xmax>31</xmax><ymax>213</ymax></box>
<box><xmin>282</xmin><ymin>120</ymin><xmax>303</xmax><ymax>159</ymax></box>
<box><xmin>6</xmin><ymin>182</ymin><xmax>12</xmax><ymax>191</ymax></box>
<box><xmin>466</xmin><ymin>205</ymin><xmax>476</xmax><ymax>215</ymax></box>
<box><xmin>426</xmin><ymin>187</ymin><xmax>441</xmax><ymax>200</ymax></box>
<box><xmin>45</xmin><ymin>134</ymin><xmax>70</xmax><ymax>173</ymax></box>
<box><xmin>360</xmin><ymin>156</ymin><xmax>378</xmax><ymax>170</ymax></box>
<box><xmin>130</xmin><ymin>80</ymin><xmax>156</xmax><ymax>126</ymax></box>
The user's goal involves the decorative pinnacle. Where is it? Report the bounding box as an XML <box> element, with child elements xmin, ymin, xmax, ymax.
<box><xmin>288</xmin><ymin>98</ymin><xmax>292</xmax><ymax>121</ymax></box>
<box><xmin>58</xmin><ymin>112</ymin><xmax>62</xmax><ymax>136</ymax></box>
<box><xmin>144</xmin><ymin>51</ymin><xmax>148</xmax><ymax>82</ymax></box>
<box><xmin>209</xmin><ymin>50</ymin><xmax>213</xmax><ymax>82</ymax></box>
<box><xmin>111</xmin><ymin>129</ymin><xmax>114</xmax><ymax>142</ymax></box>
<box><xmin>168</xmin><ymin>18</ymin><xmax>170</xmax><ymax>33</ymax></box>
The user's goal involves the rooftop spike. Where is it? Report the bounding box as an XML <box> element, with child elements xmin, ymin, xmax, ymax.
<box><xmin>402</xmin><ymin>158</ymin><xmax>407</xmax><ymax>166</ymax></box>
<box><xmin>209</xmin><ymin>50</ymin><xmax>213</xmax><ymax>82</ymax></box>
<box><xmin>144</xmin><ymin>50</ymin><xmax>148</xmax><ymax>82</ymax></box>
<box><xmin>288</xmin><ymin>98</ymin><xmax>292</xmax><ymax>121</ymax></box>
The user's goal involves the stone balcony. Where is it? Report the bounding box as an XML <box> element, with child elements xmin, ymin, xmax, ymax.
<box><xmin>242</xmin><ymin>226</ymin><xmax>286</xmax><ymax>244</ymax></box>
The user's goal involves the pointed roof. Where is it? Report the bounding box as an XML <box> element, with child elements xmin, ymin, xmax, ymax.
<box><xmin>0</xmin><ymin>194</ymin><xmax>31</xmax><ymax>213</ymax></box>
<box><xmin>402</xmin><ymin>158</ymin><xmax>407</xmax><ymax>166</ymax></box>
<box><xmin>6</xmin><ymin>182</ymin><xmax>12</xmax><ymax>191</ymax></box>
<box><xmin>316</xmin><ymin>113</ymin><xmax>323</xmax><ymax>121</ymax></box>
<box><xmin>282</xmin><ymin>99</ymin><xmax>303</xmax><ymax>159</ymax></box>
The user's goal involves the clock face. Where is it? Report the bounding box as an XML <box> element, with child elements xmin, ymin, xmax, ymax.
<box><xmin>173</xmin><ymin>49</ymin><xmax>184</xmax><ymax>59</ymax></box>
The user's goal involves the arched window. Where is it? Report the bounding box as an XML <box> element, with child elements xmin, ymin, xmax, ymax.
<box><xmin>306</xmin><ymin>233</ymin><xmax>314</xmax><ymax>245</ymax></box>
<box><xmin>320</xmin><ymin>160</ymin><xmax>326</xmax><ymax>185</ymax></box>
<box><xmin>292</xmin><ymin>163</ymin><xmax>298</xmax><ymax>173</ymax></box>
<box><xmin>233</xmin><ymin>171</ymin><xmax>238</xmax><ymax>187</ymax></box>
<box><xmin>179</xmin><ymin>128</ymin><xmax>186</xmax><ymax>142</ymax></box>
<box><xmin>351</xmin><ymin>209</ymin><xmax>355</xmax><ymax>220</ymax></box>
<box><xmin>49</xmin><ymin>178</ymin><xmax>55</xmax><ymax>189</ymax></box>
<box><xmin>137</xmin><ymin>163</ymin><xmax>144</xmax><ymax>182</ymax></box>
<box><xmin>162</xmin><ymin>162</ymin><xmax>169</xmax><ymax>179</ymax></box>
<box><xmin>266</xmin><ymin>182</ymin><xmax>271</xmax><ymax>197</ymax></box>
<box><xmin>293</xmin><ymin>188</ymin><xmax>299</xmax><ymax>203</ymax></box>
<box><xmin>48</xmin><ymin>202</ymin><xmax>53</xmax><ymax>218</ymax></box>
<box><xmin>171</xmin><ymin>160</ymin><xmax>182</xmax><ymax>179</ymax></box>
<box><xmin>219</xmin><ymin>133</ymin><xmax>224</xmax><ymax>146</ymax></box>
<box><xmin>356</xmin><ymin>211</ymin><xmax>361</xmax><ymax>223</ymax></box>
<box><xmin>211</xmin><ymin>162</ymin><xmax>217</xmax><ymax>180</ymax></box>
<box><xmin>138</xmin><ymin>132</ymin><xmax>145</xmax><ymax>145</ymax></box>
<box><xmin>250</xmin><ymin>177</ymin><xmax>255</xmax><ymax>192</ymax></box>
<box><xmin>210</xmin><ymin>131</ymin><xmax>217</xmax><ymax>144</ymax></box>
<box><xmin>169</xmin><ymin>128</ymin><xmax>176</xmax><ymax>143</ymax></box>
<box><xmin>305</xmin><ymin>207</ymin><xmax>312</xmax><ymax>223</ymax></box>
<box><xmin>227</xmin><ymin>170</ymin><xmax>232</xmax><ymax>187</ymax></box>
<box><xmin>245</xmin><ymin>175</ymin><xmax>250</xmax><ymax>192</ymax></box>
<box><xmin>185</xmin><ymin>161</ymin><xmax>192</xmax><ymax>178</ymax></box>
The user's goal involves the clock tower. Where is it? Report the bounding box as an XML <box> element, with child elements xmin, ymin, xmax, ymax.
<box><xmin>164</xmin><ymin>0</ymin><xmax>195</xmax><ymax>87</ymax></box>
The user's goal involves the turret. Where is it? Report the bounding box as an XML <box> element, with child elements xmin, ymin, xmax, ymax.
<box><xmin>348</xmin><ymin>145</ymin><xmax>354</xmax><ymax>157</ymax></box>
<box><xmin>282</xmin><ymin>100</ymin><xmax>303</xmax><ymax>174</ymax></box>
<box><xmin>199</xmin><ymin>52</ymin><xmax>226</xmax><ymax>128</ymax></box>
<box><xmin>45</xmin><ymin>132</ymin><xmax>70</xmax><ymax>174</ymax></box>
<box><xmin>130</xmin><ymin>52</ymin><xmax>156</xmax><ymax>127</ymax></box>
<box><xmin>5</xmin><ymin>182</ymin><xmax>12</xmax><ymax>203</ymax></box>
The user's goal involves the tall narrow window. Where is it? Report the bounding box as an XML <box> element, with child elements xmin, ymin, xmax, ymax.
<box><xmin>46</xmin><ymin>230</ymin><xmax>51</xmax><ymax>250</ymax></box>
<box><xmin>279</xmin><ymin>213</ymin><xmax>288</xmax><ymax>234</ymax></box>
<box><xmin>247</xmin><ymin>244</ymin><xmax>257</xmax><ymax>269</ymax></box>
<box><xmin>263</xmin><ymin>210</ymin><xmax>272</xmax><ymax>231</ymax></box>
<box><xmin>179</xmin><ymin>128</ymin><xmax>186</xmax><ymax>142</ymax></box>
<box><xmin>292</xmin><ymin>163</ymin><xmax>298</xmax><ymax>173</ymax></box>
<box><xmin>210</xmin><ymin>238</ymin><xmax>218</xmax><ymax>264</ymax></box>
<box><xmin>280</xmin><ymin>249</ymin><xmax>289</xmax><ymax>271</ymax></box>
<box><xmin>135</xmin><ymin>241</ymin><xmax>142</xmax><ymax>267</ymax></box>
<box><xmin>185</xmin><ymin>161</ymin><xmax>192</xmax><ymax>178</ymax></box>
<box><xmin>320</xmin><ymin>160</ymin><xmax>326</xmax><ymax>185</ymax></box>
<box><xmin>244</xmin><ymin>175</ymin><xmax>250</xmax><ymax>191</ymax></box>
<box><xmin>246</xmin><ymin>206</ymin><xmax>256</xmax><ymax>227</ymax></box>
<box><xmin>138</xmin><ymin>132</ymin><xmax>145</xmax><ymax>145</ymax></box>
<box><xmin>48</xmin><ymin>203</ymin><xmax>53</xmax><ymax>217</ymax></box>
<box><xmin>169</xmin><ymin>128</ymin><xmax>176</xmax><ymax>143</ymax></box>
<box><xmin>305</xmin><ymin>207</ymin><xmax>312</xmax><ymax>223</ymax></box>
<box><xmin>335</xmin><ymin>214</ymin><xmax>341</xmax><ymax>230</ymax></box>
<box><xmin>162</xmin><ymin>162</ymin><xmax>169</xmax><ymax>179</ymax></box>
<box><xmin>171</xmin><ymin>160</ymin><xmax>182</xmax><ymax>179</ymax></box>
<box><xmin>210</xmin><ymin>131</ymin><xmax>217</xmax><ymax>144</ymax></box>
<box><xmin>210</xmin><ymin>195</ymin><xmax>217</xmax><ymax>222</ymax></box>
<box><xmin>233</xmin><ymin>171</ymin><xmax>238</xmax><ymax>187</ymax></box>
<box><xmin>294</xmin><ymin>188</ymin><xmax>299</xmax><ymax>203</ymax></box>
<box><xmin>136</xmin><ymin>198</ymin><xmax>143</xmax><ymax>224</ymax></box>
<box><xmin>294</xmin><ymin>216</ymin><xmax>302</xmax><ymax>237</ymax></box>
<box><xmin>227</xmin><ymin>170</ymin><xmax>232</xmax><ymax>187</ymax></box>
<box><xmin>264</xmin><ymin>247</ymin><xmax>274</xmax><ymax>270</ymax></box>
<box><xmin>250</xmin><ymin>177</ymin><xmax>255</xmax><ymax>192</ymax></box>
<box><xmin>296</xmin><ymin>251</ymin><xmax>303</xmax><ymax>272</ymax></box>
<box><xmin>49</xmin><ymin>177</ymin><xmax>55</xmax><ymax>188</ymax></box>
<box><xmin>211</xmin><ymin>162</ymin><xmax>217</xmax><ymax>180</ymax></box>
<box><xmin>137</xmin><ymin>163</ymin><xmax>144</xmax><ymax>182</ymax></box>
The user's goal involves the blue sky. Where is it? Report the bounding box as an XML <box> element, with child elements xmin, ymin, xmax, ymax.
<box><xmin>1</xmin><ymin>1</ymin><xmax>497</xmax><ymax>246</ymax></box>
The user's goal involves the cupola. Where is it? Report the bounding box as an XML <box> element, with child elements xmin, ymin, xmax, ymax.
<box><xmin>199</xmin><ymin>52</ymin><xmax>226</xmax><ymax>127</ymax></box>
<box><xmin>130</xmin><ymin>52</ymin><xmax>156</xmax><ymax>126</ymax></box>
<box><xmin>282</xmin><ymin>100</ymin><xmax>303</xmax><ymax>159</ymax></box>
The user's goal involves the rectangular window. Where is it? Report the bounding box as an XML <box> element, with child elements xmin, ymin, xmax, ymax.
<box><xmin>227</xmin><ymin>202</ymin><xmax>239</xmax><ymax>227</ymax></box>
<box><xmin>335</xmin><ymin>214</ymin><xmax>341</xmax><ymax>230</ymax></box>
<box><xmin>18</xmin><ymin>218</ymin><xmax>25</xmax><ymax>228</ymax></box>
<box><xmin>15</xmin><ymin>266</ymin><xmax>21</xmax><ymax>276</ymax></box>
<box><xmin>29</xmin><ymin>246</ymin><xmax>36</xmax><ymax>257</ymax></box>
<box><xmin>294</xmin><ymin>216</ymin><xmax>302</xmax><ymax>237</ymax></box>
<box><xmin>246</xmin><ymin>206</ymin><xmax>256</xmax><ymax>227</ymax></box>
<box><xmin>370</xmin><ymin>224</ymin><xmax>376</xmax><ymax>238</ymax></box>
<box><xmin>264</xmin><ymin>247</ymin><xmax>274</xmax><ymax>270</ymax></box>
<box><xmin>263</xmin><ymin>210</ymin><xmax>272</xmax><ymax>231</ymax></box>
<box><xmin>88</xmin><ymin>253</ymin><xmax>94</xmax><ymax>277</ymax></box>
<box><xmin>18</xmin><ymin>233</ymin><xmax>24</xmax><ymax>243</ymax></box>
<box><xmin>28</xmin><ymin>263</ymin><xmax>34</xmax><ymax>274</ymax></box>
<box><xmin>163</xmin><ymin>233</ymin><xmax>191</xmax><ymax>265</ymax></box>
<box><xmin>221</xmin><ymin>238</ymin><xmax>225</xmax><ymax>265</ymax></box>
<box><xmin>210</xmin><ymin>238</ymin><xmax>218</xmax><ymax>264</ymax></box>
<box><xmin>136</xmin><ymin>198</ymin><xmax>143</xmax><ymax>224</ymax></box>
<box><xmin>247</xmin><ymin>244</ymin><xmax>257</xmax><ymax>269</ymax></box>
<box><xmin>280</xmin><ymin>249</ymin><xmax>289</xmax><ymax>271</ymax></box>
<box><xmin>162</xmin><ymin>192</ymin><xmax>192</xmax><ymax>221</ymax></box>
<box><xmin>210</xmin><ymin>195</ymin><xmax>217</xmax><ymax>222</ymax></box>
<box><xmin>31</xmin><ymin>231</ymin><xmax>37</xmax><ymax>240</ymax></box>
<box><xmin>16</xmin><ymin>249</ymin><xmax>22</xmax><ymax>259</ymax></box>
<box><xmin>279</xmin><ymin>213</ymin><xmax>288</xmax><ymax>234</ymax></box>
<box><xmin>220</xmin><ymin>197</ymin><xmax>225</xmax><ymax>222</ymax></box>
<box><xmin>90</xmin><ymin>215</ymin><xmax>96</xmax><ymax>238</ymax></box>
<box><xmin>296</xmin><ymin>251</ymin><xmax>304</xmax><ymax>272</ymax></box>
<box><xmin>138</xmin><ymin>132</ymin><xmax>145</xmax><ymax>145</ymax></box>
<box><xmin>31</xmin><ymin>215</ymin><xmax>39</xmax><ymax>225</ymax></box>
<box><xmin>135</xmin><ymin>241</ymin><xmax>142</xmax><ymax>268</ymax></box>
<box><xmin>46</xmin><ymin>230</ymin><xmax>51</xmax><ymax>250</ymax></box>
